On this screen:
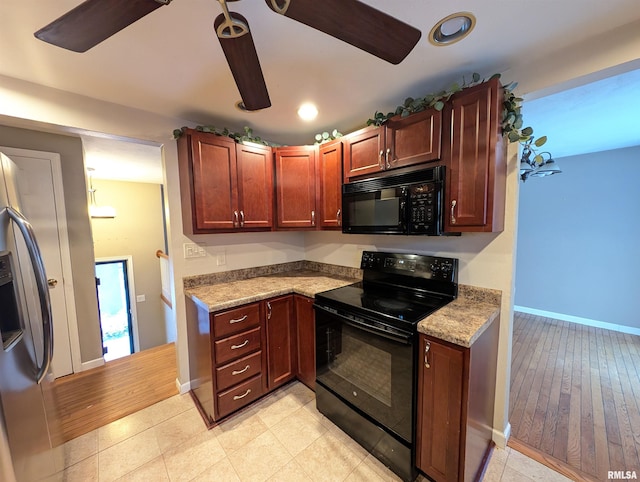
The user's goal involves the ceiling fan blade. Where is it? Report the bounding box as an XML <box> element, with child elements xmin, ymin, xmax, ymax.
<box><xmin>214</xmin><ymin>12</ymin><xmax>271</xmax><ymax>111</ymax></box>
<box><xmin>34</xmin><ymin>0</ymin><xmax>171</xmax><ymax>53</ymax></box>
<box><xmin>265</xmin><ymin>0</ymin><xmax>421</xmax><ymax>64</ymax></box>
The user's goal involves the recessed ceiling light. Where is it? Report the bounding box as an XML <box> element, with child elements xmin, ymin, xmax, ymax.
<box><xmin>297</xmin><ymin>103</ymin><xmax>318</xmax><ymax>121</ymax></box>
<box><xmin>429</xmin><ymin>12</ymin><xmax>476</xmax><ymax>46</ymax></box>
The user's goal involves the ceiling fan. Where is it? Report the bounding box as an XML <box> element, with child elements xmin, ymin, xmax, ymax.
<box><xmin>34</xmin><ymin>0</ymin><xmax>422</xmax><ymax>111</ymax></box>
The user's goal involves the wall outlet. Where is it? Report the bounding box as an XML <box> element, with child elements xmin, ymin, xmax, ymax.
<box><xmin>216</xmin><ymin>250</ymin><xmax>226</xmax><ymax>266</ymax></box>
<box><xmin>136</xmin><ymin>294</ymin><xmax>146</xmax><ymax>302</ymax></box>
<box><xmin>183</xmin><ymin>243</ymin><xmax>207</xmax><ymax>259</ymax></box>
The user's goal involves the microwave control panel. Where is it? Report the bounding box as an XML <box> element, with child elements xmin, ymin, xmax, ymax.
<box><xmin>408</xmin><ymin>182</ymin><xmax>440</xmax><ymax>234</ymax></box>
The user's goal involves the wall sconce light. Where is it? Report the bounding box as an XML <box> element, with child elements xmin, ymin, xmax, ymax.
<box><xmin>87</xmin><ymin>168</ymin><xmax>116</xmax><ymax>218</ymax></box>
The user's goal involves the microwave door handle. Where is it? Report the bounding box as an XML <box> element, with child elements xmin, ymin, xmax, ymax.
<box><xmin>5</xmin><ymin>206</ymin><xmax>53</xmax><ymax>384</ymax></box>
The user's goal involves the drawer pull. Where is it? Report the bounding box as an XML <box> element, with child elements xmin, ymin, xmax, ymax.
<box><xmin>229</xmin><ymin>314</ymin><xmax>248</xmax><ymax>324</ymax></box>
<box><xmin>424</xmin><ymin>341</ymin><xmax>431</xmax><ymax>369</ymax></box>
<box><xmin>231</xmin><ymin>340</ymin><xmax>249</xmax><ymax>350</ymax></box>
<box><xmin>233</xmin><ymin>389</ymin><xmax>251</xmax><ymax>400</ymax></box>
<box><xmin>232</xmin><ymin>365</ymin><xmax>250</xmax><ymax>376</ymax></box>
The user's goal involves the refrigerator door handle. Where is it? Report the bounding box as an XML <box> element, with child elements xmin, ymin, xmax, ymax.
<box><xmin>4</xmin><ymin>206</ymin><xmax>53</xmax><ymax>384</ymax></box>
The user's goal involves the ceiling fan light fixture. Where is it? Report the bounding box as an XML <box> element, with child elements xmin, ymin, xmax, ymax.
<box><xmin>429</xmin><ymin>12</ymin><xmax>476</xmax><ymax>46</ymax></box>
<box><xmin>297</xmin><ymin>102</ymin><xmax>318</xmax><ymax>121</ymax></box>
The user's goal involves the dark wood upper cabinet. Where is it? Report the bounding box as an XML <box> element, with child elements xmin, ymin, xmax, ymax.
<box><xmin>317</xmin><ymin>140</ymin><xmax>343</xmax><ymax>229</ymax></box>
<box><xmin>265</xmin><ymin>295</ymin><xmax>296</xmax><ymax>390</ymax></box>
<box><xmin>443</xmin><ymin>78</ymin><xmax>506</xmax><ymax>232</ymax></box>
<box><xmin>177</xmin><ymin>129</ymin><xmax>273</xmax><ymax>234</ymax></box>
<box><xmin>236</xmin><ymin>143</ymin><xmax>273</xmax><ymax>229</ymax></box>
<box><xmin>342</xmin><ymin>108</ymin><xmax>442</xmax><ymax>182</ymax></box>
<box><xmin>342</xmin><ymin>126</ymin><xmax>384</xmax><ymax>182</ymax></box>
<box><xmin>274</xmin><ymin>146</ymin><xmax>317</xmax><ymax>229</ymax></box>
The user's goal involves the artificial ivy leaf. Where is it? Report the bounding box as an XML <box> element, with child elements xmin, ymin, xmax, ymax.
<box><xmin>534</xmin><ymin>136</ymin><xmax>547</xmax><ymax>147</ymax></box>
<box><xmin>508</xmin><ymin>131</ymin><xmax>520</xmax><ymax>142</ymax></box>
<box><xmin>490</xmin><ymin>73</ymin><xmax>501</xmax><ymax>80</ymax></box>
<box><xmin>434</xmin><ymin>100</ymin><xmax>444</xmax><ymax>111</ymax></box>
<box><xmin>472</xmin><ymin>72</ymin><xmax>481</xmax><ymax>82</ymax></box>
<box><xmin>322</xmin><ymin>132</ymin><xmax>329</xmax><ymax>139</ymax></box>
<box><xmin>404</xmin><ymin>97</ymin><xmax>414</xmax><ymax>107</ymax></box>
<box><xmin>533</xmin><ymin>154</ymin><xmax>544</xmax><ymax>165</ymax></box>
<box><xmin>521</xmin><ymin>126</ymin><xmax>533</xmax><ymax>136</ymax></box>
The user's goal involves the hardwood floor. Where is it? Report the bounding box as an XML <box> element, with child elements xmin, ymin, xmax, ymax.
<box><xmin>509</xmin><ymin>312</ymin><xmax>640</xmax><ymax>481</ymax></box>
<box><xmin>48</xmin><ymin>342</ymin><xmax>178</xmax><ymax>445</ymax></box>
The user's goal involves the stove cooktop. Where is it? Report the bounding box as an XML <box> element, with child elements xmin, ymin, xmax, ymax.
<box><xmin>315</xmin><ymin>281</ymin><xmax>452</xmax><ymax>326</ymax></box>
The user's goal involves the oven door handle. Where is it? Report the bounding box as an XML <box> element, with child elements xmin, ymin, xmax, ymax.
<box><xmin>313</xmin><ymin>304</ymin><xmax>413</xmax><ymax>345</ymax></box>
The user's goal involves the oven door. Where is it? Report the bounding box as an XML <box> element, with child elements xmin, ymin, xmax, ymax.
<box><xmin>314</xmin><ymin>304</ymin><xmax>415</xmax><ymax>443</ymax></box>
<box><xmin>341</xmin><ymin>186</ymin><xmax>407</xmax><ymax>234</ymax></box>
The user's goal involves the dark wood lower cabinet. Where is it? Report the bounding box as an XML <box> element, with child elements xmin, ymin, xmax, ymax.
<box><xmin>265</xmin><ymin>295</ymin><xmax>296</xmax><ymax>389</ymax></box>
<box><xmin>294</xmin><ymin>295</ymin><xmax>315</xmax><ymax>390</ymax></box>
<box><xmin>416</xmin><ymin>317</ymin><xmax>500</xmax><ymax>482</ymax></box>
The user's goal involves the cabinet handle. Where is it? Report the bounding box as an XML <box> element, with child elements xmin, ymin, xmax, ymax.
<box><xmin>266</xmin><ymin>301</ymin><xmax>272</xmax><ymax>320</ymax></box>
<box><xmin>233</xmin><ymin>210</ymin><xmax>239</xmax><ymax>228</ymax></box>
<box><xmin>233</xmin><ymin>389</ymin><xmax>251</xmax><ymax>400</ymax></box>
<box><xmin>378</xmin><ymin>150</ymin><xmax>385</xmax><ymax>169</ymax></box>
<box><xmin>229</xmin><ymin>314</ymin><xmax>248</xmax><ymax>324</ymax></box>
<box><xmin>231</xmin><ymin>339</ymin><xmax>249</xmax><ymax>350</ymax></box>
<box><xmin>336</xmin><ymin>209</ymin><xmax>341</xmax><ymax>226</ymax></box>
<box><xmin>311</xmin><ymin>210</ymin><xmax>316</xmax><ymax>226</ymax></box>
<box><xmin>424</xmin><ymin>341</ymin><xmax>431</xmax><ymax>369</ymax></box>
<box><xmin>240</xmin><ymin>210</ymin><xmax>245</xmax><ymax>227</ymax></box>
<box><xmin>232</xmin><ymin>365</ymin><xmax>250</xmax><ymax>376</ymax></box>
<box><xmin>450</xmin><ymin>200</ymin><xmax>457</xmax><ymax>224</ymax></box>
<box><xmin>385</xmin><ymin>148</ymin><xmax>391</xmax><ymax>169</ymax></box>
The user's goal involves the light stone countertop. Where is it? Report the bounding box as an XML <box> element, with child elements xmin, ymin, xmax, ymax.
<box><xmin>417</xmin><ymin>293</ymin><xmax>500</xmax><ymax>348</ymax></box>
<box><xmin>185</xmin><ymin>270</ymin><xmax>359</xmax><ymax>313</ymax></box>
<box><xmin>185</xmin><ymin>269</ymin><xmax>501</xmax><ymax>348</ymax></box>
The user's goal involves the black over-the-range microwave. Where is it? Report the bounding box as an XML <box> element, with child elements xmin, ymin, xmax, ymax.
<box><xmin>341</xmin><ymin>166</ymin><xmax>447</xmax><ymax>235</ymax></box>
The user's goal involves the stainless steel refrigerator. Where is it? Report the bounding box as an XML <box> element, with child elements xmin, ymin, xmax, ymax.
<box><xmin>0</xmin><ymin>151</ymin><xmax>60</xmax><ymax>481</ymax></box>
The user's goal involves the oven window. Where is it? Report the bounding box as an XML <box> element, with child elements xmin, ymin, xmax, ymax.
<box><xmin>347</xmin><ymin>189</ymin><xmax>401</xmax><ymax>227</ymax></box>
<box><xmin>329</xmin><ymin>334</ymin><xmax>392</xmax><ymax>406</ymax></box>
<box><xmin>316</xmin><ymin>310</ymin><xmax>414</xmax><ymax>443</ymax></box>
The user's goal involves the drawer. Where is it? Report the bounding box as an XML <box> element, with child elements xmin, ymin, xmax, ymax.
<box><xmin>213</xmin><ymin>303</ymin><xmax>260</xmax><ymax>338</ymax></box>
<box><xmin>214</xmin><ymin>326</ymin><xmax>261</xmax><ymax>365</ymax></box>
<box><xmin>216</xmin><ymin>350</ymin><xmax>262</xmax><ymax>392</ymax></box>
<box><xmin>217</xmin><ymin>375</ymin><xmax>263</xmax><ymax>419</ymax></box>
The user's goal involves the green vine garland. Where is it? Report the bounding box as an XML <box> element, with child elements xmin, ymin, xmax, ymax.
<box><xmin>173</xmin><ymin>72</ymin><xmax>549</xmax><ymax>161</ymax></box>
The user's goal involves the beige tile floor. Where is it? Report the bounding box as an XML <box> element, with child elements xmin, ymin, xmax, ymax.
<box><xmin>45</xmin><ymin>381</ymin><xmax>571</xmax><ymax>482</ymax></box>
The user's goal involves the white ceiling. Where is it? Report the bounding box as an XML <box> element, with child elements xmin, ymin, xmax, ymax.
<box><xmin>1</xmin><ymin>0</ymin><xmax>640</xmax><ymax>181</ymax></box>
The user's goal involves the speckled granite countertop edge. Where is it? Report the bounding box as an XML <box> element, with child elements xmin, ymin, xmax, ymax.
<box><xmin>185</xmin><ymin>266</ymin><xmax>501</xmax><ymax>347</ymax></box>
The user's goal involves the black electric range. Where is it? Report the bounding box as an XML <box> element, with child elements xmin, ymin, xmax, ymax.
<box><xmin>314</xmin><ymin>251</ymin><xmax>459</xmax><ymax>482</ymax></box>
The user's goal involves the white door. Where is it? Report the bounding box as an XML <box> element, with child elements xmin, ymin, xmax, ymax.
<box><xmin>0</xmin><ymin>147</ymin><xmax>79</xmax><ymax>378</ymax></box>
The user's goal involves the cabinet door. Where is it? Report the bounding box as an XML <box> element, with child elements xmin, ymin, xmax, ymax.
<box><xmin>416</xmin><ymin>335</ymin><xmax>464</xmax><ymax>482</ymax></box>
<box><xmin>274</xmin><ymin>147</ymin><xmax>317</xmax><ymax>228</ymax></box>
<box><xmin>265</xmin><ymin>296</ymin><xmax>296</xmax><ymax>389</ymax></box>
<box><xmin>236</xmin><ymin>143</ymin><xmax>274</xmax><ymax>229</ymax></box>
<box><xmin>342</xmin><ymin>125</ymin><xmax>384</xmax><ymax>182</ymax></box>
<box><xmin>385</xmin><ymin>108</ymin><xmax>441</xmax><ymax>169</ymax></box>
<box><xmin>293</xmin><ymin>295</ymin><xmax>315</xmax><ymax>390</ymax></box>
<box><xmin>183</xmin><ymin>131</ymin><xmax>238</xmax><ymax>232</ymax></box>
<box><xmin>444</xmin><ymin>78</ymin><xmax>506</xmax><ymax>232</ymax></box>
<box><xmin>317</xmin><ymin>140</ymin><xmax>343</xmax><ymax>229</ymax></box>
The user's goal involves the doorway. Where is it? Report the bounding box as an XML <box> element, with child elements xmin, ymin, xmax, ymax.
<box><xmin>95</xmin><ymin>257</ymin><xmax>139</xmax><ymax>362</ymax></box>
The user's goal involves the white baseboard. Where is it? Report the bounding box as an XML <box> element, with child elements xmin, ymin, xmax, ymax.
<box><xmin>80</xmin><ymin>357</ymin><xmax>105</xmax><ymax>371</ymax></box>
<box><xmin>492</xmin><ymin>422</ymin><xmax>511</xmax><ymax>449</ymax></box>
<box><xmin>176</xmin><ymin>378</ymin><xmax>191</xmax><ymax>394</ymax></box>
<box><xmin>514</xmin><ymin>306</ymin><xmax>640</xmax><ymax>336</ymax></box>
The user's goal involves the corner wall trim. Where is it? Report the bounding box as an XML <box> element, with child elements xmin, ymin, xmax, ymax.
<box><xmin>80</xmin><ymin>357</ymin><xmax>105</xmax><ymax>371</ymax></box>
<box><xmin>514</xmin><ymin>306</ymin><xmax>640</xmax><ymax>336</ymax></box>
<box><xmin>492</xmin><ymin>422</ymin><xmax>511</xmax><ymax>449</ymax></box>
<box><xmin>176</xmin><ymin>378</ymin><xmax>191</xmax><ymax>394</ymax></box>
